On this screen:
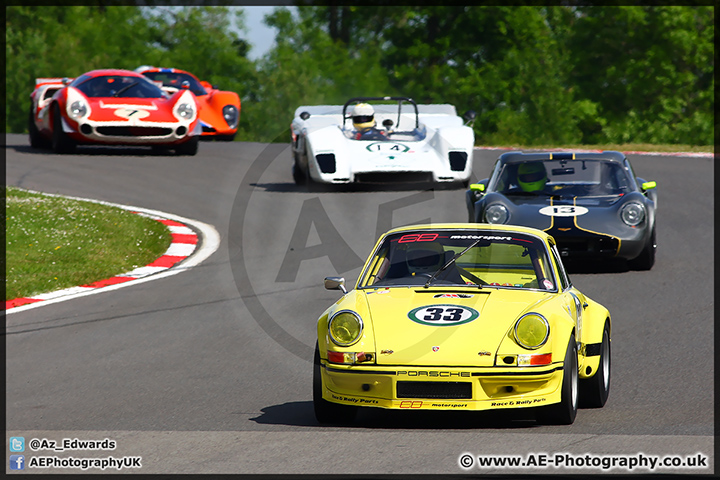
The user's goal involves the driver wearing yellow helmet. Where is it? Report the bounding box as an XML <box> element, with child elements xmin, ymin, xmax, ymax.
<box><xmin>352</xmin><ymin>103</ymin><xmax>386</xmax><ymax>140</ymax></box>
<box><xmin>517</xmin><ymin>162</ymin><xmax>548</xmax><ymax>193</ymax></box>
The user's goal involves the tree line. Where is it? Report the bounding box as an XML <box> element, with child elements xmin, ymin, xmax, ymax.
<box><xmin>6</xmin><ymin>5</ymin><xmax>714</xmax><ymax>146</ymax></box>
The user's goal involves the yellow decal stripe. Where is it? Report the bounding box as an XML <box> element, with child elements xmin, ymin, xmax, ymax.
<box><xmin>570</xmin><ymin>197</ymin><xmax>622</xmax><ymax>255</ymax></box>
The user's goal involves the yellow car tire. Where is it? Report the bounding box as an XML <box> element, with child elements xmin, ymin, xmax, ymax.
<box><xmin>579</xmin><ymin>323</ymin><xmax>611</xmax><ymax>408</ymax></box>
<box><xmin>313</xmin><ymin>343</ymin><xmax>357</xmax><ymax>424</ymax></box>
<box><xmin>536</xmin><ymin>334</ymin><xmax>578</xmax><ymax>425</ymax></box>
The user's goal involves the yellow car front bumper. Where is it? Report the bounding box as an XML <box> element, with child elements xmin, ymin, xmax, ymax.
<box><xmin>321</xmin><ymin>361</ymin><xmax>565</xmax><ymax>411</ymax></box>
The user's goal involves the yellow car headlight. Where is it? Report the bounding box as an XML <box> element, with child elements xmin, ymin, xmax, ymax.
<box><xmin>514</xmin><ymin>313</ymin><xmax>549</xmax><ymax>350</ymax></box>
<box><xmin>328</xmin><ymin>310</ymin><xmax>363</xmax><ymax>346</ymax></box>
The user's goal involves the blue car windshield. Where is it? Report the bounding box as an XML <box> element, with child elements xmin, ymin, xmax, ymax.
<box><xmin>494</xmin><ymin>159</ymin><xmax>632</xmax><ymax>196</ymax></box>
<box><xmin>74</xmin><ymin>76</ymin><xmax>165</xmax><ymax>99</ymax></box>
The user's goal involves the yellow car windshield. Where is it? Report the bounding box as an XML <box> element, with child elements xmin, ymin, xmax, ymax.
<box><xmin>360</xmin><ymin>230</ymin><xmax>556</xmax><ymax>291</ymax></box>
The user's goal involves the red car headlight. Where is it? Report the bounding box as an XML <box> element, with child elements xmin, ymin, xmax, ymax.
<box><xmin>173</xmin><ymin>90</ymin><xmax>197</xmax><ymax>122</ymax></box>
<box><xmin>176</xmin><ymin>103</ymin><xmax>195</xmax><ymax>120</ymax></box>
<box><xmin>223</xmin><ymin>105</ymin><xmax>239</xmax><ymax>128</ymax></box>
<box><xmin>68</xmin><ymin>101</ymin><xmax>88</xmax><ymax>120</ymax></box>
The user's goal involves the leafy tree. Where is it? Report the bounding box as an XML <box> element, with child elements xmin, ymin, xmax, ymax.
<box><xmin>298</xmin><ymin>6</ymin><xmax>585</xmax><ymax>145</ymax></box>
<box><xmin>567</xmin><ymin>6</ymin><xmax>714</xmax><ymax>145</ymax></box>
<box><xmin>292</xmin><ymin>5</ymin><xmax>713</xmax><ymax>146</ymax></box>
<box><xmin>6</xmin><ymin>5</ymin><xmax>713</xmax><ymax>146</ymax></box>
<box><xmin>6</xmin><ymin>6</ymin><xmax>162</xmax><ymax>133</ymax></box>
<box><xmin>138</xmin><ymin>6</ymin><xmax>259</xmax><ymax>141</ymax></box>
<box><xmin>246</xmin><ymin>7</ymin><xmax>393</xmax><ymax>142</ymax></box>
<box><xmin>7</xmin><ymin>6</ymin><xmax>258</xmax><ymax>138</ymax></box>
<box><xmin>141</xmin><ymin>7</ymin><xmax>256</xmax><ymax>98</ymax></box>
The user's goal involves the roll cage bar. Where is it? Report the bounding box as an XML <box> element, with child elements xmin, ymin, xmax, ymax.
<box><xmin>342</xmin><ymin>96</ymin><xmax>419</xmax><ymax>130</ymax></box>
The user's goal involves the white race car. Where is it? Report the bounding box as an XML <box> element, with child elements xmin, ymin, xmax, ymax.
<box><xmin>290</xmin><ymin>96</ymin><xmax>476</xmax><ymax>187</ymax></box>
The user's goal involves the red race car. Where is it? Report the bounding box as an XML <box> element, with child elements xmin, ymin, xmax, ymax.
<box><xmin>29</xmin><ymin>69</ymin><xmax>201</xmax><ymax>155</ymax></box>
<box><xmin>136</xmin><ymin>66</ymin><xmax>241</xmax><ymax>141</ymax></box>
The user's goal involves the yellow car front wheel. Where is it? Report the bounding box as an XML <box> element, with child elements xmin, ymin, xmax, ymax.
<box><xmin>580</xmin><ymin>323</ymin><xmax>611</xmax><ymax>408</ymax></box>
<box><xmin>536</xmin><ymin>334</ymin><xmax>578</xmax><ymax>425</ymax></box>
<box><xmin>313</xmin><ymin>343</ymin><xmax>357</xmax><ymax>424</ymax></box>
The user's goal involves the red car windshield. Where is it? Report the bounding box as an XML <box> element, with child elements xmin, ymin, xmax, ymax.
<box><xmin>142</xmin><ymin>71</ymin><xmax>207</xmax><ymax>96</ymax></box>
<box><xmin>74</xmin><ymin>75</ymin><xmax>165</xmax><ymax>99</ymax></box>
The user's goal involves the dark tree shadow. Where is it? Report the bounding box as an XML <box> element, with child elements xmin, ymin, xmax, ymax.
<box><xmin>562</xmin><ymin>257</ymin><xmax>630</xmax><ymax>275</ymax></box>
<box><xmin>250</xmin><ymin>401</ymin><xmax>544</xmax><ymax>430</ymax></box>
<box><xmin>250</xmin><ymin>181</ymin><xmax>465</xmax><ymax>194</ymax></box>
<box><xmin>14</xmin><ymin>144</ymin><xmax>186</xmax><ymax>157</ymax></box>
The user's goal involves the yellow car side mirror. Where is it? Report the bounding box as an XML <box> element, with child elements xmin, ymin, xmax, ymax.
<box><xmin>642</xmin><ymin>181</ymin><xmax>657</xmax><ymax>190</ymax></box>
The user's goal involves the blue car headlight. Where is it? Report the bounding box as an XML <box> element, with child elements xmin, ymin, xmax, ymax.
<box><xmin>485</xmin><ymin>204</ymin><xmax>509</xmax><ymax>224</ymax></box>
<box><xmin>620</xmin><ymin>202</ymin><xmax>645</xmax><ymax>226</ymax></box>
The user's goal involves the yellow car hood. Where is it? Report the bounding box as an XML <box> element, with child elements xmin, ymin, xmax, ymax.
<box><xmin>363</xmin><ymin>287</ymin><xmax>551</xmax><ymax>367</ymax></box>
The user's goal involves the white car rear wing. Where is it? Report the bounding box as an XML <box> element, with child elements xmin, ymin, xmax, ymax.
<box><xmin>294</xmin><ymin>104</ymin><xmax>457</xmax><ymax>117</ymax></box>
<box><xmin>35</xmin><ymin>77</ymin><xmax>73</xmax><ymax>86</ymax></box>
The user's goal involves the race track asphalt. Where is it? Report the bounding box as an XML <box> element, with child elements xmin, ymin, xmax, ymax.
<box><xmin>5</xmin><ymin>134</ymin><xmax>714</xmax><ymax>474</ymax></box>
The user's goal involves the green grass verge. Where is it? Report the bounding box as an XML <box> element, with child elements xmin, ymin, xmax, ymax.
<box><xmin>5</xmin><ymin>187</ymin><xmax>172</xmax><ymax>301</ymax></box>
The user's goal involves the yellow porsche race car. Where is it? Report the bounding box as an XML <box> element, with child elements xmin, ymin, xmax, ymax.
<box><xmin>315</xmin><ymin>223</ymin><xmax>611</xmax><ymax>425</ymax></box>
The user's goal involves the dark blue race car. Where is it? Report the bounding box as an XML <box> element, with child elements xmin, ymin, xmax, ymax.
<box><xmin>466</xmin><ymin>151</ymin><xmax>657</xmax><ymax>270</ymax></box>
